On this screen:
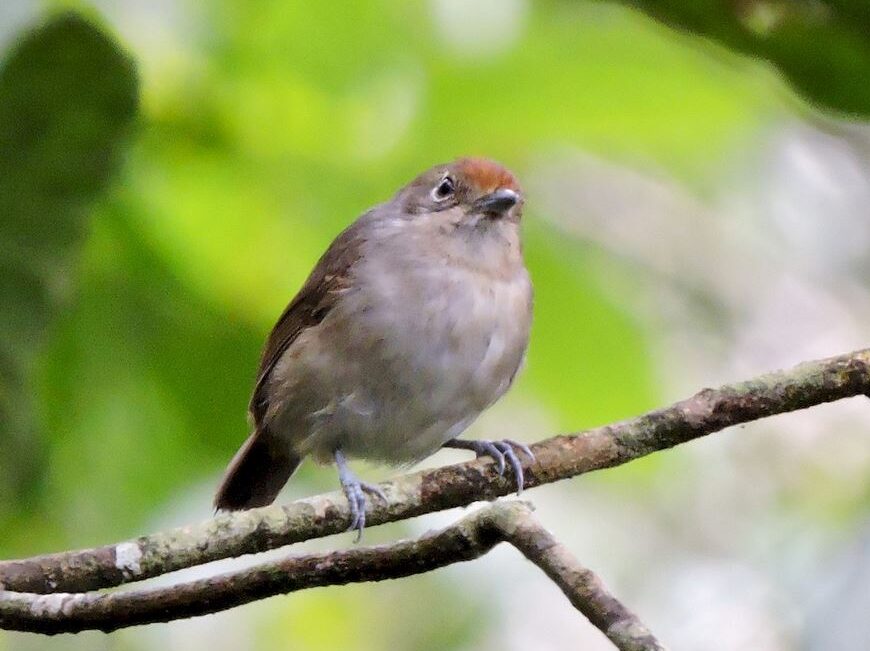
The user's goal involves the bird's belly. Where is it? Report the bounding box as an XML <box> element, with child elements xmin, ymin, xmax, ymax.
<box><xmin>298</xmin><ymin>267</ymin><xmax>531</xmax><ymax>464</ymax></box>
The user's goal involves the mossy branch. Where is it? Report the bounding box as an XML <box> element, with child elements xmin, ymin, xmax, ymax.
<box><xmin>0</xmin><ymin>347</ymin><xmax>868</xmax><ymax>645</ymax></box>
<box><xmin>0</xmin><ymin>502</ymin><xmax>666</xmax><ymax>650</ymax></box>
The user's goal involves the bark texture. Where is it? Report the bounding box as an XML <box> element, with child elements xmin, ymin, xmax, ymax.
<box><xmin>0</xmin><ymin>348</ymin><xmax>868</xmax><ymax>645</ymax></box>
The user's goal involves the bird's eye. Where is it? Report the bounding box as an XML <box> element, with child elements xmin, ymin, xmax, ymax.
<box><xmin>432</xmin><ymin>176</ymin><xmax>455</xmax><ymax>201</ymax></box>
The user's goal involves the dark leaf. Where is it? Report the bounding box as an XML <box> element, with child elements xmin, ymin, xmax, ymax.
<box><xmin>0</xmin><ymin>12</ymin><xmax>138</xmax><ymax>511</ymax></box>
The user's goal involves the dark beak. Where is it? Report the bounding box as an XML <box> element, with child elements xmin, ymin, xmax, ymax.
<box><xmin>473</xmin><ymin>188</ymin><xmax>519</xmax><ymax>216</ymax></box>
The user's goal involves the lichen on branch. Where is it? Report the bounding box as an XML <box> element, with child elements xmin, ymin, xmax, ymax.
<box><xmin>0</xmin><ymin>347</ymin><xmax>868</xmax><ymax>647</ymax></box>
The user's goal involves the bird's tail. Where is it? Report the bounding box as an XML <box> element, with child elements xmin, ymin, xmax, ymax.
<box><xmin>213</xmin><ymin>429</ymin><xmax>301</xmax><ymax>511</ymax></box>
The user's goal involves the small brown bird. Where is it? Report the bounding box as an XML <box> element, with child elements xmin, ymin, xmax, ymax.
<box><xmin>214</xmin><ymin>158</ymin><xmax>534</xmax><ymax>537</ymax></box>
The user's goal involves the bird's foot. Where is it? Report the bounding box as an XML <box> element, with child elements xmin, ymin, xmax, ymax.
<box><xmin>334</xmin><ymin>449</ymin><xmax>387</xmax><ymax>542</ymax></box>
<box><xmin>442</xmin><ymin>438</ymin><xmax>535</xmax><ymax>494</ymax></box>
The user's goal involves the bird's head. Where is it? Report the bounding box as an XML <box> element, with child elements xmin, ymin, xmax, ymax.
<box><xmin>396</xmin><ymin>157</ymin><xmax>524</xmax><ymax>226</ymax></box>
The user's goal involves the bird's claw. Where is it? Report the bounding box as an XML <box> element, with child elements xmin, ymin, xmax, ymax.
<box><xmin>340</xmin><ymin>478</ymin><xmax>387</xmax><ymax>542</ymax></box>
<box><xmin>334</xmin><ymin>449</ymin><xmax>387</xmax><ymax>542</ymax></box>
<box><xmin>443</xmin><ymin>438</ymin><xmax>535</xmax><ymax>494</ymax></box>
<box><xmin>504</xmin><ymin>438</ymin><xmax>535</xmax><ymax>463</ymax></box>
<box><xmin>473</xmin><ymin>440</ymin><xmax>507</xmax><ymax>475</ymax></box>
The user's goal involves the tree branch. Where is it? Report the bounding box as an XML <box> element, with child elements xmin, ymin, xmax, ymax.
<box><xmin>0</xmin><ymin>502</ymin><xmax>666</xmax><ymax>649</ymax></box>
<box><xmin>0</xmin><ymin>348</ymin><xmax>867</xmax><ymax>598</ymax></box>
<box><xmin>500</xmin><ymin>504</ymin><xmax>666</xmax><ymax>651</ymax></box>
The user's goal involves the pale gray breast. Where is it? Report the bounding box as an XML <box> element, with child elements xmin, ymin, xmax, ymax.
<box><xmin>349</xmin><ymin>228</ymin><xmax>530</xmax><ymax>417</ymax></box>
<box><xmin>269</xmin><ymin>217</ymin><xmax>532</xmax><ymax>463</ymax></box>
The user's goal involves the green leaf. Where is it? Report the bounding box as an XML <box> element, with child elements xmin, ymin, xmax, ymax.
<box><xmin>0</xmin><ymin>12</ymin><xmax>137</xmax><ymax>512</ymax></box>
<box><xmin>616</xmin><ymin>0</ymin><xmax>870</xmax><ymax>117</ymax></box>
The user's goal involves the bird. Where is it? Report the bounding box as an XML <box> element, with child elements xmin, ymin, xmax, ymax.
<box><xmin>214</xmin><ymin>157</ymin><xmax>534</xmax><ymax>538</ymax></box>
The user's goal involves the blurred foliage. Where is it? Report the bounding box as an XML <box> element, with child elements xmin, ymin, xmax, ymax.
<box><xmin>1</xmin><ymin>0</ymin><xmax>868</xmax><ymax>649</ymax></box>
<box><xmin>0</xmin><ymin>11</ymin><xmax>136</xmax><ymax>525</ymax></box>
<box><xmin>0</xmin><ymin>0</ymin><xmax>786</xmax><ymax>561</ymax></box>
<box><xmin>617</xmin><ymin>0</ymin><xmax>870</xmax><ymax>117</ymax></box>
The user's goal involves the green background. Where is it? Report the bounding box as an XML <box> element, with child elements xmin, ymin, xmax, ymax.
<box><xmin>1</xmin><ymin>1</ymin><xmax>868</xmax><ymax>649</ymax></box>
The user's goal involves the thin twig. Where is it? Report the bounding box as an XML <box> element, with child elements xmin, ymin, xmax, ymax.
<box><xmin>498</xmin><ymin>504</ymin><xmax>667</xmax><ymax>651</ymax></box>
<box><xmin>0</xmin><ymin>348</ymin><xmax>867</xmax><ymax>595</ymax></box>
<box><xmin>0</xmin><ymin>502</ymin><xmax>666</xmax><ymax>650</ymax></box>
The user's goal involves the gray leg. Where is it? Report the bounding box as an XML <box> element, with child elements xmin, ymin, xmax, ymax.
<box><xmin>334</xmin><ymin>449</ymin><xmax>387</xmax><ymax>541</ymax></box>
<box><xmin>442</xmin><ymin>439</ymin><xmax>535</xmax><ymax>494</ymax></box>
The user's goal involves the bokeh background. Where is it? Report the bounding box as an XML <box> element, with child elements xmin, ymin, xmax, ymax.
<box><xmin>2</xmin><ymin>1</ymin><xmax>870</xmax><ymax>649</ymax></box>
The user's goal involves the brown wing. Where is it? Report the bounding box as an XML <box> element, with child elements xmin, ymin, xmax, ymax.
<box><xmin>249</xmin><ymin>216</ymin><xmax>369</xmax><ymax>427</ymax></box>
